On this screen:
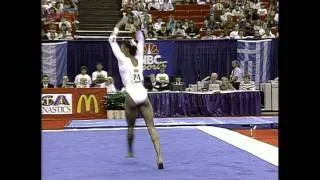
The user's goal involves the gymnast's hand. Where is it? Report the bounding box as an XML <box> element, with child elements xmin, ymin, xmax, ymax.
<box><xmin>109</xmin><ymin>34</ymin><xmax>117</xmax><ymax>43</ymax></box>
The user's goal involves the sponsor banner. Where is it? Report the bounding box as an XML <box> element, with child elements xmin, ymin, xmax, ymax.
<box><xmin>143</xmin><ymin>41</ymin><xmax>175</xmax><ymax>76</ymax></box>
<box><xmin>42</xmin><ymin>94</ymin><xmax>72</xmax><ymax>114</ymax></box>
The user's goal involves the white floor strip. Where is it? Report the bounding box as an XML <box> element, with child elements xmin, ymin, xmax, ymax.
<box><xmin>197</xmin><ymin>126</ymin><xmax>278</xmax><ymax>166</ymax></box>
<box><xmin>42</xmin><ymin>126</ymin><xmax>198</xmax><ymax>133</ymax></box>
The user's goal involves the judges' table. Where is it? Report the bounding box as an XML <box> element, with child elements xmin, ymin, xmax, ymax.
<box><xmin>147</xmin><ymin>91</ymin><xmax>261</xmax><ymax>117</ymax></box>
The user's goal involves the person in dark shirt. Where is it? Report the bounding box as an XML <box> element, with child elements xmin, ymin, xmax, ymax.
<box><xmin>185</xmin><ymin>22</ymin><xmax>200</xmax><ymax>39</ymax></box>
<box><xmin>156</xmin><ymin>24</ymin><xmax>170</xmax><ymax>40</ymax></box>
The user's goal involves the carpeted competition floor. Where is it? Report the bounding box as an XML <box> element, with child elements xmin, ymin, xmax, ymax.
<box><xmin>42</xmin><ymin>127</ymin><xmax>278</xmax><ymax>180</ymax></box>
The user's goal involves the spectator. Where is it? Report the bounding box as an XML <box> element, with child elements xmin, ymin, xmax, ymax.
<box><xmin>141</xmin><ymin>11</ymin><xmax>153</xmax><ymax>29</ymax></box>
<box><xmin>47</xmin><ymin>30</ymin><xmax>59</xmax><ymax>40</ymax></box>
<box><xmin>229</xmin><ymin>60</ymin><xmax>242</xmax><ymax>90</ymax></box>
<box><xmin>232</xmin><ymin>5</ymin><xmax>243</xmax><ymax>17</ymax></box>
<box><xmin>46</xmin><ymin>7</ymin><xmax>61</xmax><ymax>23</ymax></box>
<box><xmin>53</xmin><ymin>0</ymin><xmax>64</xmax><ymax>14</ymax></box>
<box><xmin>257</xmin><ymin>3</ymin><xmax>268</xmax><ymax>17</ymax></box>
<box><xmin>145</xmin><ymin>74</ymin><xmax>159</xmax><ymax>92</ymax></box>
<box><xmin>197</xmin><ymin>0</ymin><xmax>206</xmax><ymax>5</ymax></box>
<box><xmin>182</xmin><ymin>19</ymin><xmax>190</xmax><ymax>30</ymax></box>
<box><xmin>154</xmin><ymin>17</ymin><xmax>165</xmax><ymax>31</ymax></box>
<box><xmin>42</xmin><ymin>30</ymin><xmax>49</xmax><ymax>40</ymax></box>
<box><xmin>163</xmin><ymin>0</ymin><xmax>174</xmax><ymax>11</ymax></box>
<box><xmin>239</xmin><ymin>74</ymin><xmax>256</xmax><ymax>90</ymax></box>
<box><xmin>250</xmin><ymin>0</ymin><xmax>261</xmax><ymax>10</ymax></box>
<box><xmin>185</xmin><ymin>21</ymin><xmax>200</xmax><ymax>39</ymax></box>
<box><xmin>220</xmin><ymin>9</ymin><xmax>233</xmax><ymax>24</ymax></box>
<box><xmin>74</xmin><ymin>66</ymin><xmax>92</xmax><ymax>88</ymax></box>
<box><xmin>262</xmin><ymin>28</ymin><xmax>275</xmax><ymax>38</ymax></box>
<box><xmin>146</xmin><ymin>31</ymin><xmax>157</xmax><ymax>40</ymax></box>
<box><xmin>201</xmin><ymin>29</ymin><xmax>216</xmax><ymax>40</ymax></box>
<box><xmin>58</xmin><ymin>26</ymin><xmax>73</xmax><ymax>40</ymax></box>
<box><xmin>211</xmin><ymin>0</ymin><xmax>225</xmax><ymax>16</ymax></box>
<box><xmin>156</xmin><ymin>67</ymin><xmax>170</xmax><ymax>91</ymax></box>
<box><xmin>63</xmin><ymin>0</ymin><xmax>78</xmax><ymax>13</ymax></box>
<box><xmin>58</xmin><ymin>76</ymin><xmax>74</xmax><ymax>88</ymax></box>
<box><xmin>205</xmin><ymin>73</ymin><xmax>222</xmax><ymax>89</ymax></box>
<box><xmin>253</xmin><ymin>29</ymin><xmax>261</xmax><ymax>39</ymax></box>
<box><xmin>171</xmin><ymin>76</ymin><xmax>186</xmax><ymax>91</ymax></box>
<box><xmin>220</xmin><ymin>77</ymin><xmax>235</xmax><ymax>91</ymax></box>
<box><xmin>166</xmin><ymin>15</ymin><xmax>176</xmax><ymax>33</ymax></box>
<box><xmin>171</xmin><ymin>21</ymin><xmax>186</xmax><ymax>39</ymax></box>
<box><xmin>148</xmin><ymin>0</ymin><xmax>161</xmax><ymax>10</ymax></box>
<box><xmin>41</xmin><ymin>75</ymin><xmax>54</xmax><ymax>88</ymax></box>
<box><xmin>274</xmin><ymin>12</ymin><xmax>278</xmax><ymax>24</ymax></box>
<box><xmin>59</xmin><ymin>17</ymin><xmax>72</xmax><ymax>31</ymax></box>
<box><xmin>105</xmin><ymin>77</ymin><xmax>117</xmax><ymax>93</ymax></box>
<box><xmin>201</xmin><ymin>20</ymin><xmax>210</xmax><ymax>31</ymax></box>
<box><xmin>146</xmin><ymin>23</ymin><xmax>157</xmax><ymax>37</ymax></box>
<box><xmin>235</xmin><ymin>29</ymin><xmax>247</xmax><ymax>39</ymax></box>
<box><xmin>229</xmin><ymin>24</ymin><xmax>239</xmax><ymax>38</ymax></box>
<box><xmin>156</xmin><ymin>24</ymin><xmax>170</xmax><ymax>39</ymax></box>
<box><xmin>244</xmin><ymin>21</ymin><xmax>254</xmax><ymax>36</ymax></box>
<box><xmin>92</xmin><ymin>62</ymin><xmax>108</xmax><ymax>88</ymax></box>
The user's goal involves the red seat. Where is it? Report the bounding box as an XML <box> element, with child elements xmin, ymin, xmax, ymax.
<box><xmin>174</xmin><ymin>10</ymin><xmax>188</xmax><ymax>16</ymax></box>
<box><xmin>201</xmin><ymin>9</ymin><xmax>211</xmax><ymax>16</ymax></box>
<box><xmin>188</xmin><ymin>16</ymin><xmax>204</xmax><ymax>22</ymax></box>
<box><xmin>188</xmin><ymin>10</ymin><xmax>202</xmax><ymax>16</ymax></box>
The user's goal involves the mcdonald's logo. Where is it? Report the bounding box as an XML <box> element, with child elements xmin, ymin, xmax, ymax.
<box><xmin>77</xmin><ymin>95</ymin><xmax>99</xmax><ymax>113</ymax></box>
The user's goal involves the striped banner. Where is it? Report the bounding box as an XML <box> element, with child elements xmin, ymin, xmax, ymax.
<box><xmin>41</xmin><ymin>42</ymin><xmax>68</xmax><ymax>86</ymax></box>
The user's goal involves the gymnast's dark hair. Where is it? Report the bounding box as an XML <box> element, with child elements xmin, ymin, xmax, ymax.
<box><xmin>121</xmin><ymin>40</ymin><xmax>137</xmax><ymax>57</ymax></box>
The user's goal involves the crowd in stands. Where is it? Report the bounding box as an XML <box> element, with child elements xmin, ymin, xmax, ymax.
<box><xmin>126</xmin><ymin>0</ymin><xmax>279</xmax><ymax>40</ymax></box>
<box><xmin>41</xmin><ymin>0</ymin><xmax>79</xmax><ymax>40</ymax></box>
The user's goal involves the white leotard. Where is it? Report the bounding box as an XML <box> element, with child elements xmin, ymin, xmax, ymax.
<box><xmin>109</xmin><ymin>30</ymin><xmax>148</xmax><ymax>105</ymax></box>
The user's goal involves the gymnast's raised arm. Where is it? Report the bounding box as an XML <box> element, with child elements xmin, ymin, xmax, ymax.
<box><xmin>135</xmin><ymin>30</ymin><xmax>144</xmax><ymax>59</ymax></box>
<box><xmin>108</xmin><ymin>35</ymin><xmax>127</xmax><ymax>66</ymax></box>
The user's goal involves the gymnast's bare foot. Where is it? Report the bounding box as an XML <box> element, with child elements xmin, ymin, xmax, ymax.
<box><xmin>127</xmin><ymin>152</ymin><xmax>135</xmax><ymax>158</ymax></box>
<box><xmin>157</xmin><ymin>156</ymin><xmax>164</xmax><ymax>169</ymax></box>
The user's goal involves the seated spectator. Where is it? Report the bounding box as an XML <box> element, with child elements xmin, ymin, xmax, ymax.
<box><xmin>53</xmin><ymin>0</ymin><xmax>64</xmax><ymax>14</ymax></box>
<box><xmin>257</xmin><ymin>4</ymin><xmax>268</xmax><ymax>17</ymax></box>
<box><xmin>182</xmin><ymin>19</ymin><xmax>190</xmax><ymax>30</ymax></box>
<box><xmin>253</xmin><ymin>19</ymin><xmax>262</xmax><ymax>31</ymax></box>
<box><xmin>63</xmin><ymin>0</ymin><xmax>78</xmax><ymax>13</ymax></box>
<box><xmin>274</xmin><ymin>12</ymin><xmax>278</xmax><ymax>24</ymax></box>
<box><xmin>163</xmin><ymin>0</ymin><xmax>174</xmax><ymax>11</ymax></box>
<box><xmin>205</xmin><ymin>73</ymin><xmax>222</xmax><ymax>89</ymax></box>
<box><xmin>145</xmin><ymin>74</ymin><xmax>159</xmax><ymax>92</ymax></box>
<box><xmin>201</xmin><ymin>20</ymin><xmax>210</xmax><ymax>31</ymax></box>
<box><xmin>229</xmin><ymin>24</ymin><xmax>239</xmax><ymax>38</ymax></box>
<box><xmin>46</xmin><ymin>7</ymin><xmax>61</xmax><ymax>23</ymax></box>
<box><xmin>146</xmin><ymin>31</ymin><xmax>157</xmax><ymax>40</ymax></box>
<box><xmin>171</xmin><ymin>76</ymin><xmax>186</xmax><ymax>91</ymax></box>
<box><xmin>58</xmin><ymin>75</ymin><xmax>74</xmax><ymax>88</ymax></box>
<box><xmin>185</xmin><ymin>21</ymin><xmax>200</xmax><ymax>39</ymax></box>
<box><xmin>201</xmin><ymin>29</ymin><xmax>216</xmax><ymax>40</ymax></box>
<box><xmin>220</xmin><ymin>9</ymin><xmax>233</xmax><ymax>24</ymax></box>
<box><xmin>47</xmin><ymin>30</ymin><xmax>59</xmax><ymax>40</ymax></box>
<box><xmin>92</xmin><ymin>62</ymin><xmax>108</xmax><ymax>88</ymax></box>
<box><xmin>253</xmin><ymin>29</ymin><xmax>261</xmax><ymax>39</ymax></box>
<box><xmin>58</xmin><ymin>27</ymin><xmax>73</xmax><ymax>40</ymax></box>
<box><xmin>41</xmin><ymin>74</ymin><xmax>54</xmax><ymax>88</ymax></box>
<box><xmin>211</xmin><ymin>0</ymin><xmax>225</xmax><ymax>16</ymax></box>
<box><xmin>59</xmin><ymin>17</ymin><xmax>72</xmax><ymax>31</ymax></box>
<box><xmin>235</xmin><ymin>29</ymin><xmax>248</xmax><ymax>39</ymax></box>
<box><xmin>244</xmin><ymin>21</ymin><xmax>254</xmax><ymax>36</ymax></box>
<box><xmin>250</xmin><ymin>0</ymin><xmax>261</xmax><ymax>10</ymax></box>
<box><xmin>239</xmin><ymin>74</ymin><xmax>256</xmax><ymax>90</ymax></box>
<box><xmin>212</xmin><ymin>21</ymin><xmax>222</xmax><ymax>31</ymax></box>
<box><xmin>105</xmin><ymin>77</ymin><xmax>117</xmax><ymax>93</ymax></box>
<box><xmin>156</xmin><ymin>24</ymin><xmax>171</xmax><ymax>39</ymax></box>
<box><xmin>141</xmin><ymin>11</ymin><xmax>153</xmax><ymax>29</ymax></box>
<box><xmin>262</xmin><ymin>28</ymin><xmax>276</xmax><ymax>38</ymax></box>
<box><xmin>145</xmin><ymin>22</ymin><xmax>157</xmax><ymax>37</ymax></box>
<box><xmin>156</xmin><ymin>67</ymin><xmax>170</xmax><ymax>91</ymax></box>
<box><xmin>147</xmin><ymin>0</ymin><xmax>161</xmax><ymax>11</ymax></box>
<box><xmin>154</xmin><ymin>16</ymin><xmax>165</xmax><ymax>31</ymax></box>
<box><xmin>167</xmin><ymin>15</ymin><xmax>176</xmax><ymax>34</ymax></box>
<box><xmin>232</xmin><ymin>5</ymin><xmax>243</xmax><ymax>17</ymax></box>
<box><xmin>171</xmin><ymin>21</ymin><xmax>186</xmax><ymax>39</ymax></box>
<box><xmin>220</xmin><ymin>76</ymin><xmax>235</xmax><ymax>91</ymax></box>
<box><xmin>197</xmin><ymin>0</ymin><xmax>206</xmax><ymax>5</ymax></box>
<box><xmin>74</xmin><ymin>66</ymin><xmax>92</xmax><ymax>88</ymax></box>
<box><xmin>42</xmin><ymin>30</ymin><xmax>49</xmax><ymax>40</ymax></box>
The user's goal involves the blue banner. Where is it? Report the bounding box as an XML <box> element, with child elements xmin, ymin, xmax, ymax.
<box><xmin>143</xmin><ymin>41</ymin><xmax>175</xmax><ymax>76</ymax></box>
<box><xmin>42</xmin><ymin>42</ymin><xmax>68</xmax><ymax>86</ymax></box>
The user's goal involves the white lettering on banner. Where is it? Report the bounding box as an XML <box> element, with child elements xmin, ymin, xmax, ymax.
<box><xmin>143</xmin><ymin>43</ymin><xmax>167</xmax><ymax>70</ymax></box>
<box><xmin>41</xmin><ymin>94</ymin><xmax>72</xmax><ymax>114</ymax></box>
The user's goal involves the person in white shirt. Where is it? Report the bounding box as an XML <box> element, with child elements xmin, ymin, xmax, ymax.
<box><xmin>74</xmin><ymin>66</ymin><xmax>92</xmax><ymax>88</ymax></box>
<box><xmin>229</xmin><ymin>60</ymin><xmax>243</xmax><ymax>90</ymax></box>
<box><xmin>109</xmin><ymin>28</ymin><xmax>164</xmax><ymax>169</ymax></box>
<box><xmin>147</xmin><ymin>0</ymin><xmax>161</xmax><ymax>10</ymax></box>
<box><xmin>153</xmin><ymin>17</ymin><xmax>165</xmax><ymax>31</ymax></box>
<box><xmin>92</xmin><ymin>62</ymin><xmax>108</xmax><ymax>88</ymax></box>
<box><xmin>257</xmin><ymin>4</ymin><xmax>268</xmax><ymax>16</ymax></box>
<box><xmin>163</xmin><ymin>0</ymin><xmax>174</xmax><ymax>11</ymax></box>
<box><xmin>274</xmin><ymin>12</ymin><xmax>279</xmax><ymax>23</ymax></box>
<box><xmin>229</xmin><ymin>24</ymin><xmax>239</xmax><ymax>38</ymax></box>
<box><xmin>232</xmin><ymin>5</ymin><xmax>243</xmax><ymax>17</ymax></box>
<box><xmin>156</xmin><ymin>67</ymin><xmax>170</xmax><ymax>91</ymax></box>
<box><xmin>239</xmin><ymin>74</ymin><xmax>256</xmax><ymax>90</ymax></box>
<box><xmin>105</xmin><ymin>76</ymin><xmax>117</xmax><ymax>93</ymax></box>
<box><xmin>262</xmin><ymin>28</ymin><xmax>276</xmax><ymax>38</ymax></box>
<box><xmin>220</xmin><ymin>9</ymin><xmax>233</xmax><ymax>24</ymax></box>
<box><xmin>197</xmin><ymin>0</ymin><xmax>206</xmax><ymax>5</ymax></box>
<box><xmin>201</xmin><ymin>29</ymin><xmax>216</xmax><ymax>40</ymax></box>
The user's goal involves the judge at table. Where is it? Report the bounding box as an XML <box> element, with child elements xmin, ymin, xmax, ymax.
<box><xmin>41</xmin><ymin>74</ymin><xmax>54</xmax><ymax>88</ymax></box>
<box><xmin>156</xmin><ymin>67</ymin><xmax>170</xmax><ymax>91</ymax></box>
